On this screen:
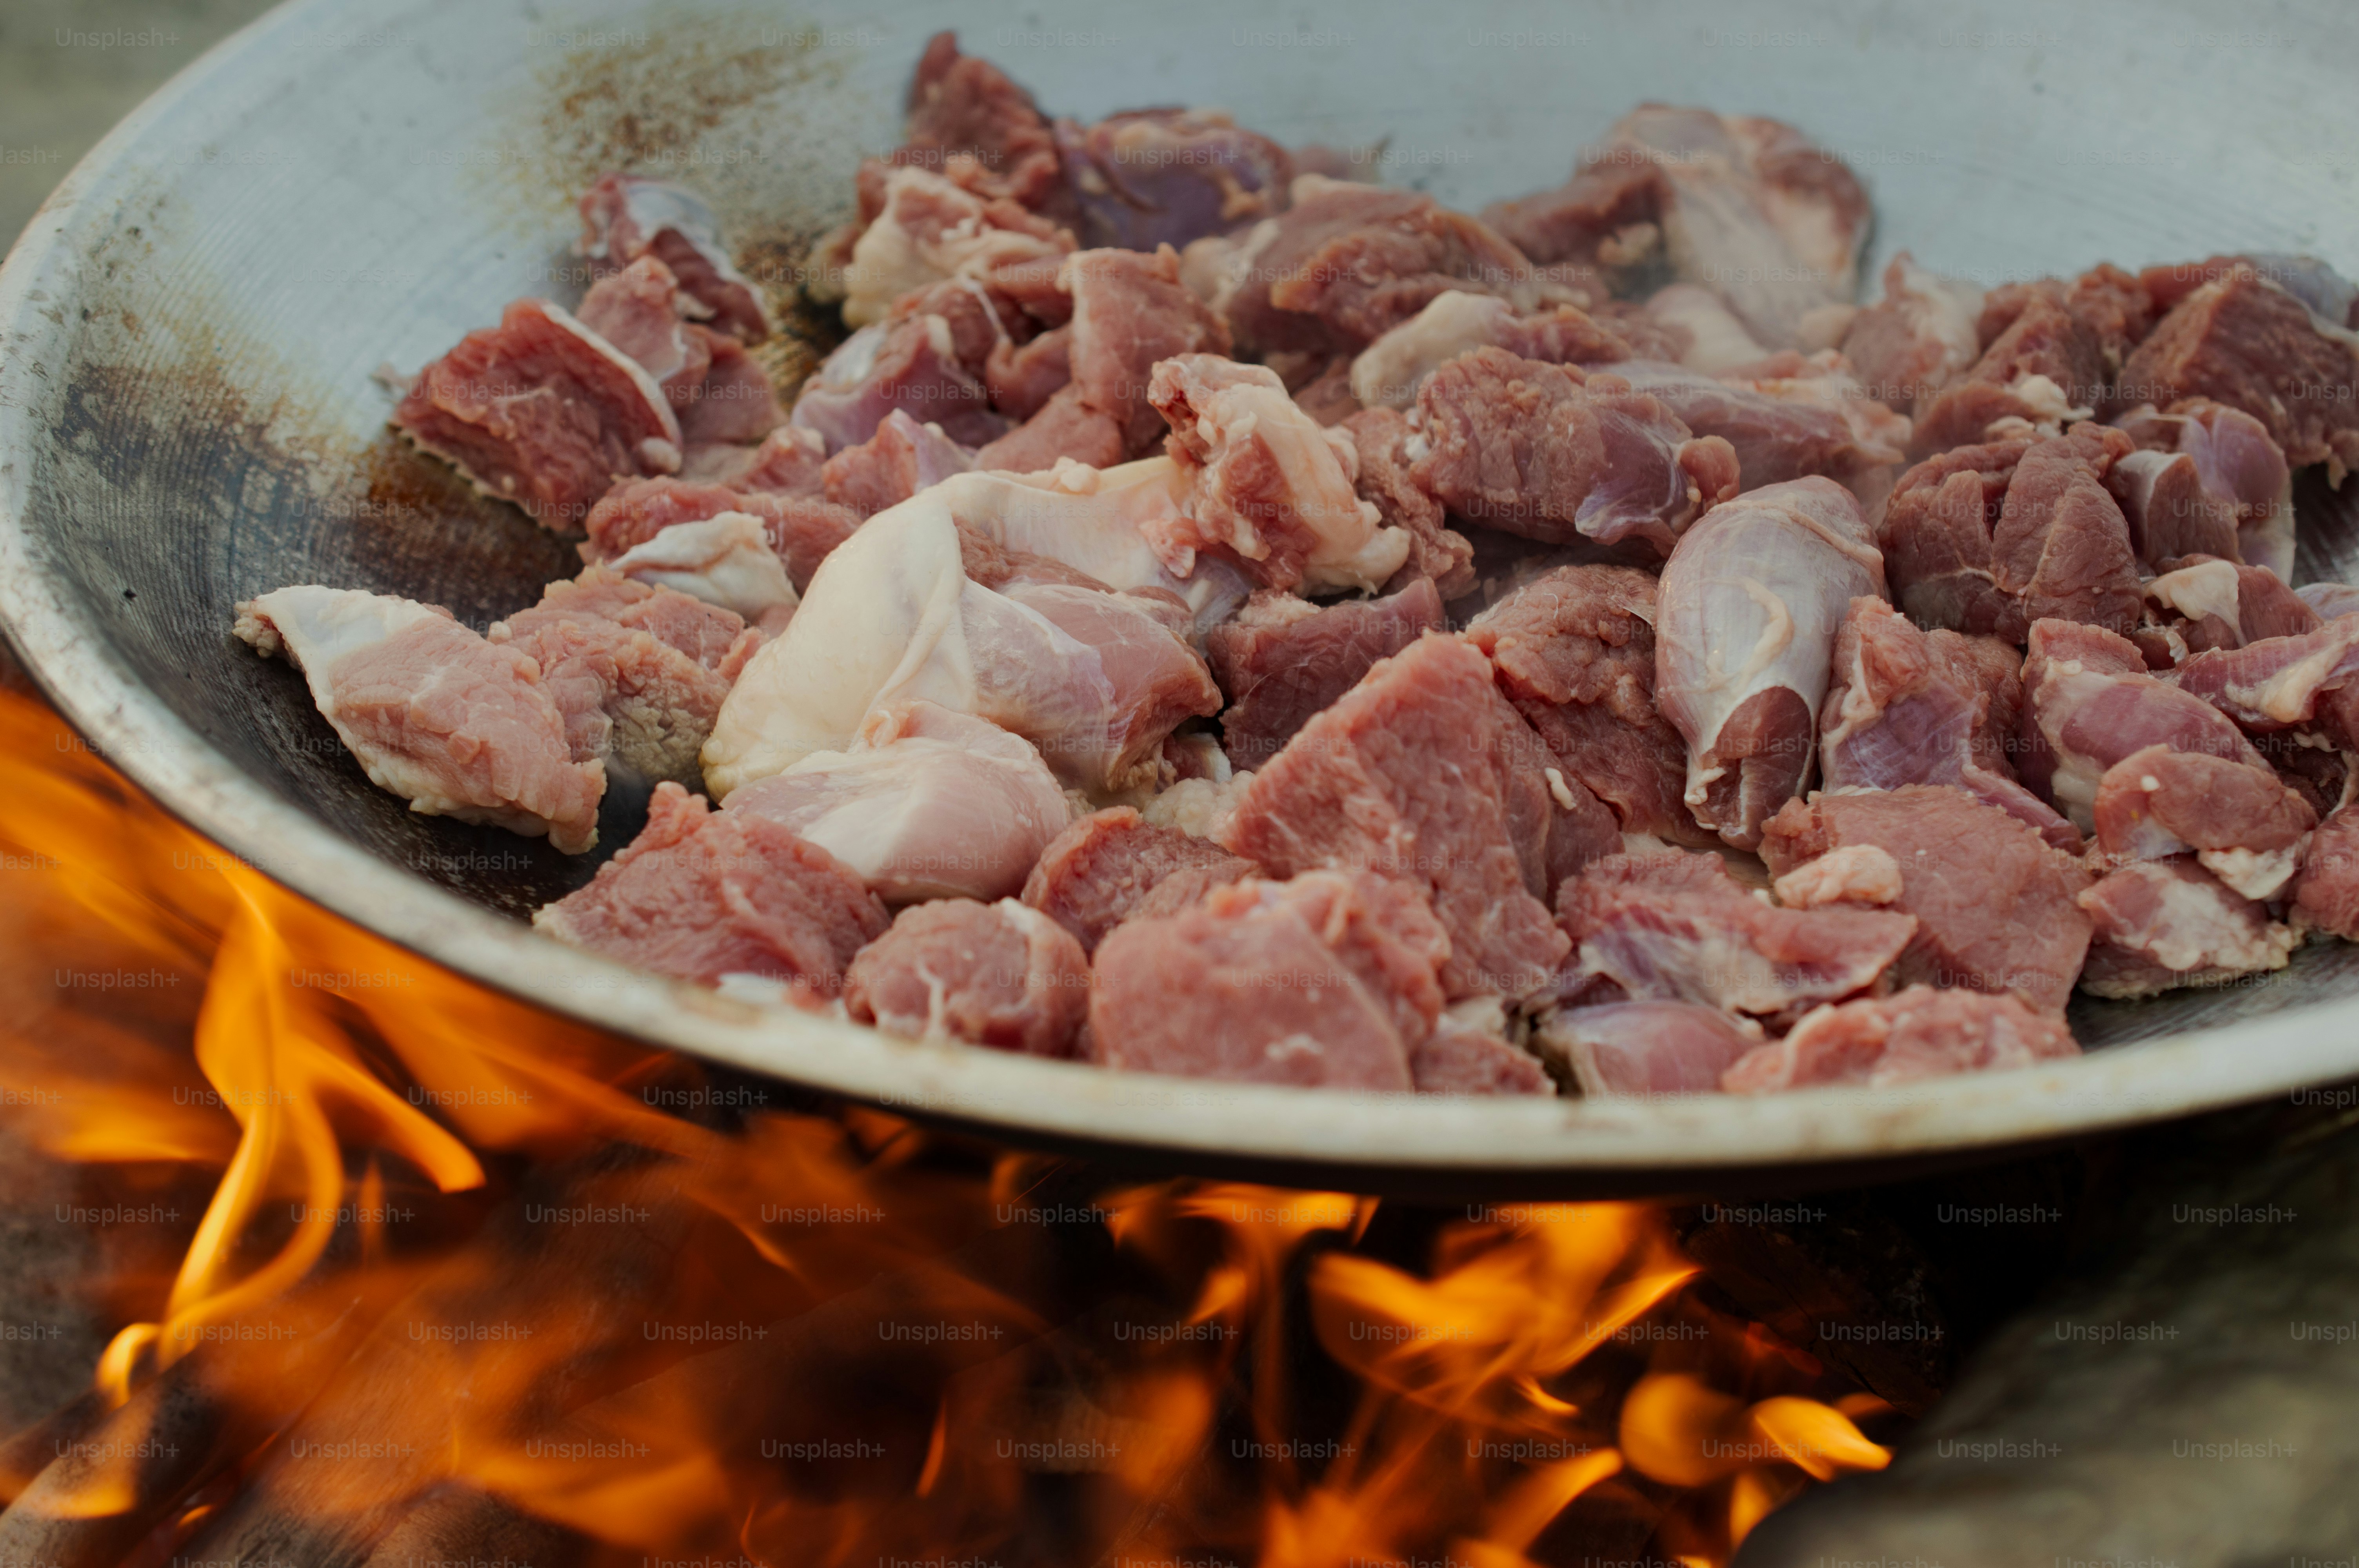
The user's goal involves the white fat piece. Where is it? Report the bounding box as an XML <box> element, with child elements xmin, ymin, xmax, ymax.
<box><xmin>2143</xmin><ymin>558</ymin><xmax>2246</xmax><ymax>635</ymax></box>
<box><xmin>1349</xmin><ymin>290</ymin><xmax>1515</xmax><ymax>410</ymax></box>
<box><xmin>1645</xmin><ymin>283</ymin><xmax>1771</xmax><ymax>374</ymax></box>
<box><xmin>610</xmin><ymin>512</ymin><xmax>798</xmax><ymax>627</ymax></box>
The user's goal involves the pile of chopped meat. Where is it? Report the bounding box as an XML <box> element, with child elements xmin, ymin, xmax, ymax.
<box><xmin>237</xmin><ymin>33</ymin><xmax>2359</xmax><ymax>1099</ymax></box>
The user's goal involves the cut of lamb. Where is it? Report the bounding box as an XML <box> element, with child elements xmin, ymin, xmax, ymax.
<box><xmin>2090</xmin><ymin>743</ymin><xmax>2317</xmax><ymax>899</ymax></box>
<box><xmin>233</xmin><ymin>587</ymin><xmax>605</xmax><ymax>853</ymax></box>
<box><xmin>1181</xmin><ymin>174</ymin><xmax>1565</xmax><ymax>359</ymax></box>
<box><xmin>1085</xmin><ymin>870</ymin><xmax>1448</xmax><ymax>1091</ymax></box>
<box><xmin>2301</xmin><ymin>582</ymin><xmax>2359</xmax><ymax>621</ymax></box>
<box><xmin>1206</xmin><ymin>579</ymin><xmax>1445</xmax><ymax>769</ymax></box>
<box><xmin>2167</xmin><ymin>615</ymin><xmax>2359</xmax><ymax>739</ymax></box>
<box><xmin>1910</xmin><ymin>292</ymin><xmax>2105</xmax><ymax>456</ymax></box>
<box><xmin>840</xmin><ymin>165</ymin><xmax>1072</xmax><ymax>330</ymax></box>
<box><xmin>985</xmin><ymin>324</ymin><xmax>1072</xmax><ymax>422</ymax></box>
<box><xmin>1636</xmin><ymin>284</ymin><xmax>1770</xmax><ymax>374</ymax></box>
<box><xmin>1530</xmin><ymin>1000</ymin><xmax>1763</xmax><ymax>1098</ymax></box>
<box><xmin>724</xmin><ymin>701</ymin><xmax>1071</xmax><ymax>904</ymax></box>
<box><xmin>2076</xmin><ymin>857</ymin><xmax>2297</xmax><ymax>999</ymax></box>
<box><xmin>1020</xmin><ymin>806</ymin><xmax>1253</xmax><ymax>954</ymax></box>
<box><xmin>1339</xmin><ymin>407</ymin><xmax>1476</xmax><ymax>598</ymax></box>
<box><xmin>789</xmin><ymin>310</ymin><xmax>1009</xmax><ymax>455</ymax></box>
<box><xmin>1216</xmin><ymin>633</ymin><xmax>1604</xmax><ymax>999</ymax></box>
<box><xmin>2113</xmin><ymin>399</ymin><xmax>2297</xmax><ymax>577</ymax></box>
<box><xmin>1839</xmin><ymin>253</ymin><xmax>1986</xmax><ymax>416</ymax></box>
<box><xmin>1463</xmin><ymin>564</ymin><xmax>1708</xmax><ymax>847</ymax></box>
<box><xmin>1145</xmin><ymin>354</ymin><xmax>1408</xmax><ymax>593</ymax></box>
<box><xmin>843</xmin><ymin>897</ymin><xmax>1090</xmax><ymax>1056</ymax></box>
<box><xmin>2017</xmin><ymin>619</ymin><xmax>2272</xmax><ymax>829</ymax></box>
<box><xmin>606</xmin><ymin>512</ymin><xmax>798</xmax><ymax>636</ymax></box>
<box><xmin>1817</xmin><ymin>597</ymin><xmax>2079</xmax><ymax>849</ymax></box>
<box><xmin>532</xmin><ymin>781</ymin><xmax>886</xmax><ymax>989</ymax></box>
<box><xmin>2116</xmin><ymin>266</ymin><xmax>2359</xmax><ymax>481</ymax></box>
<box><xmin>1345</xmin><ymin>291</ymin><xmax>1635</xmax><ymax>411</ymax></box>
<box><xmin>2141</xmin><ymin>555</ymin><xmax>2319</xmax><ymax>654</ymax></box>
<box><xmin>582</xmin><ymin>477</ymin><xmax>858</xmax><ymax>593</ymax></box>
<box><xmin>861</xmin><ymin>32</ymin><xmax>1071</xmax><ymax>225</ymax></box>
<box><xmin>392</xmin><ymin>297</ymin><xmax>682</xmax><ymax>530</ymax></box>
<box><xmin>1605</xmin><ymin>357</ymin><xmax>1908</xmax><ymax>499</ymax></box>
<box><xmin>486</xmin><ymin>567</ymin><xmax>760</xmax><ymax>790</ymax></box>
<box><xmin>1409</xmin><ymin>347</ymin><xmax>1741</xmax><ymax>558</ymax></box>
<box><xmin>574</xmin><ymin>256</ymin><xmax>711</xmax><ymax>409</ymax></box>
<box><xmin>2291</xmin><ymin>802</ymin><xmax>2359</xmax><ymax>940</ymax></box>
<box><xmin>1407</xmin><ymin>1003</ymin><xmax>1554</xmax><ymax>1096</ymax></box>
<box><xmin>577</xmin><ymin>172</ymin><xmax>770</xmax><ymax>343</ymax></box>
<box><xmin>700</xmin><ymin>493</ymin><xmax>1218</xmax><ymax>797</ymax></box>
<box><xmin>1055</xmin><ymin>107</ymin><xmax>1293</xmax><ymax>252</ymax></box>
<box><xmin>683</xmin><ymin>424</ymin><xmax>828</xmax><ymax>495</ymax></box>
<box><xmin>680</xmin><ymin>330</ymin><xmax>785</xmax><ymax>448</ymax></box>
<box><xmin>1758</xmin><ymin>785</ymin><xmax>2094</xmax><ymax>1015</ymax></box>
<box><xmin>1478</xmin><ymin>151</ymin><xmax>1665</xmax><ymax>280</ymax></box>
<box><xmin>1654</xmin><ymin>476</ymin><xmax>1886</xmax><ymax>849</ymax></box>
<box><xmin>1721</xmin><ymin>986</ymin><xmax>2078</xmax><ymax>1094</ymax></box>
<box><xmin>974</xmin><ymin>383</ymin><xmax>1128</xmax><ymax>472</ymax></box>
<box><xmin>1555</xmin><ymin>851</ymin><xmax>1916</xmax><ymax>1023</ymax></box>
<box><xmin>820</xmin><ymin>408</ymin><xmax>976</xmax><ymax>517</ymax></box>
<box><xmin>1065</xmin><ymin>246</ymin><xmax>1234</xmax><ymax>454</ymax></box>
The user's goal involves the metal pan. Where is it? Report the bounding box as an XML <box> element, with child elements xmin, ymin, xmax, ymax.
<box><xmin>7</xmin><ymin>0</ymin><xmax>2359</xmax><ymax>1199</ymax></box>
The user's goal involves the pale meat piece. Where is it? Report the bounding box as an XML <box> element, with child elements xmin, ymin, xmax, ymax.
<box><xmin>1639</xmin><ymin>284</ymin><xmax>1770</xmax><ymax>374</ymax></box>
<box><xmin>574</xmin><ymin>256</ymin><xmax>711</xmax><ymax>410</ymax></box>
<box><xmin>1085</xmin><ymin>870</ymin><xmax>1448</xmax><ymax>1091</ymax></box>
<box><xmin>1408</xmin><ymin>1004</ymin><xmax>1554</xmax><ymax>1096</ymax></box>
<box><xmin>2117</xmin><ymin>267</ymin><xmax>2359</xmax><ymax>481</ymax></box>
<box><xmin>1910</xmin><ymin>292</ymin><xmax>2105</xmax><ymax>456</ymax></box>
<box><xmin>1876</xmin><ymin>435</ymin><xmax>2033</xmax><ymax>637</ymax></box>
<box><xmin>789</xmin><ymin>310</ymin><xmax>1009</xmax><ymax>456</ymax></box>
<box><xmin>1345</xmin><ymin>291</ymin><xmax>1634</xmax><ymax>411</ymax></box>
<box><xmin>1530</xmin><ymin>1000</ymin><xmax>1763</xmax><ymax>1098</ymax></box>
<box><xmin>2076</xmin><ymin>857</ymin><xmax>2298</xmax><ymax>999</ymax></box>
<box><xmin>487</xmin><ymin>568</ymin><xmax>759</xmax><ymax>790</ymax></box>
<box><xmin>607</xmin><ymin>512</ymin><xmax>798</xmax><ymax>637</ymax></box>
<box><xmin>974</xmin><ymin>383</ymin><xmax>1128</xmax><ymax>473</ymax></box>
<box><xmin>1586</xmin><ymin>105</ymin><xmax>1870</xmax><ymax>347</ymax></box>
<box><xmin>2166</xmin><ymin>615</ymin><xmax>2359</xmax><ymax>751</ymax></box>
<box><xmin>1721</xmin><ymin>986</ymin><xmax>2078</xmax><ymax>1094</ymax></box>
<box><xmin>1605</xmin><ymin>357</ymin><xmax>1908</xmax><ymax>499</ymax></box>
<box><xmin>2090</xmin><ymin>743</ymin><xmax>2317</xmax><ymax>900</ymax></box>
<box><xmin>860</xmin><ymin>31</ymin><xmax>1071</xmax><ymax>224</ymax></box>
<box><xmin>2102</xmin><ymin>448</ymin><xmax>2246</xmax><ymax>571</ymax></box>
<box><xmin>724</xmin><ymin>702</ymin><xmax>1070</xmax><ymax>904</ymax></box>
<box><xmin>2291</xmin><ymin>801</ymin><xmax>2359</xmax><ymax>940</ymax></box>
<box><xmin>843</xmin><ymin>897</ymin><xmax>1090</xmax><ymax>1056</ymax></box>
<box><xmin>1839</xmin><ymin>253</ymin><xmax>1986</xmax><ymax>415</ymax></box>
<box><xmin>1183</xmin><ymin>174</ymin><xmax>1565</xmax><ymax>358</ymax></box>
<box><xmin>984</xmin><ymin>323</ymin><xmax>1072</xmax><ymax>422</ymax></box>
<box><xmin>1339</xmin><ymin>407</ymin><xmax>1476</xmax><ymax>598</ymax></box>
<box><xmin>1463</xmin><ymin>564</ymin><xmax>1709</xmax><ymax>848</ymax></box>
<box><xmin>392</xmin><ymin>297</ymin><xmax>682</xmax><ymax>530</ymax></box>
<box><xmin>1556</xmin><ymin>851</ymin><xmax>1916</xmax><ymax>1024</ymax></box>
<box><xmin>840</xmin><ymin>166</ymin><xmax>1072</xmax><ymax>329</ymax></box>
<box><xmin>1216</xmin><ymin>633</ymin><xmax>1597</xmax><ymax>1000</ymax></box>
<box><xmin>2299</xmin><ymin>582</ymin><xmax>2359</xmax><ymax>621</ymax></box>
<box><xmin>1409</xmin><ymin>348</ymin><xmax>1741</xmax><ymax>559</ymax></box>
<box><xmin>700</xmin><ymin>495</ymin><xmax>1218</xmax><ymax>798</ymax></box>
<box><xmin>582</xmin><ymin>477</ymin><xmax>858</xmax><ymax>594</ymax></box>
<box><xmin>1977</xmin><ymin>264</ymin><xmax>2157</xmax><ymax>379</ymax></box>
<box><xmin>1064</xmin><ymin>247</ymin><xmax>1234</xmax><ymax>453</ymax></box>
<box><xmin>1818</xmin><ymin>597</ymin><xmax>2079</xmax><ymax>849</ymax></box>
<box><xmin>1145</xmin><ymin>354</ymin><xmax>1407</xmax><ymax>594</ymax></box>
<box><xmin>532</xmin><ymin>781</ymin><xmax>887</xmax><ymax>989</ymax></box>
<box><xmin>1654</xmin><ymin>477</ymin><xmax>1886</xmax><ymax>849</ymax></box>
<box><xmin>2113</xmin><ymin>399</ymin><xmax>2297</xmax><ymax>577</ymax></box>
<box><xmin>2141</xmin><ymin>555</ymin><xmax>2319</xmax><ymax>654</ymax></box>
<box><xmin>681</xmin><ymin>425</ymin><xmax>827</xmax><ymax>496</ymax></box>
<box><xmin>820</xmin><ymin>409</ymin><xmax>976</xmax><ymax>518</ymax></box>
<box><xmin>2017</xmin><ymin>619</ymin><xmax>2271</xmax><ymax>829</ymax></box>
<box><xmin>1206</xmin><ymin>579</ymin><xmax>1445</xmax><ymax>769</ymax></box>
<box><xmin>233</xmin><ymin>587</ymin><xmax>605</xmax><ymax>854</ymax></box>
<box><xmin>1479</xmin><ymin>154</ymin><xmax>1665</xmax><ymax>279</ymax></box>
<box><xmin>1054</xmin><ymin>107</ymin><xmax>1293</xmax><ymax>252</ymax></box>
<box><xmin>1020</xmin><ymin>806</ymin><xmax>1253</xmax><ymax>954</ymax></box>
<box><xmin>577</xmin><ymin>172</ymin><xmax>770</xmax><ymax>343</ymax></box>
<box><xmin>1758</xmin><ymin>785</ymin><xmax>2094</xmax><ymax>1015</ymax></box>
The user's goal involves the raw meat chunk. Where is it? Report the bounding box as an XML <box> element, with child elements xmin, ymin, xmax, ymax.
<box><xmin>393</xmin><ymin>298</ymin><xmax>682</xmax><ymax>529</ymax></box>
<box><xmin>1531</xmin><ymin>1000</ymin><xmax>1763</xmax><ymax>1098</ymax></box>
<box><xmin>2291</xmin><ymin>802</ymin><xmax>2359</xmax><ymax>940</ymax></box>
<box><xmin>2077</xmin><ymin>857</ymin><xmax>2297</xmax><ymax>999</ymax></box>
<box><xmin>685</xmin><ymin>425</ymin><xmax>827</xmax><ymax>496</ymax></box>
<box><xmin>488</xmin><ymin>568</ymin><xmax>759</xmax><ymax>789</ymax></box>
<box><xmin>985</xmin><ymin>324</ymin><xmax>1072</xmax><ymax>421</ymax></box>
<box><xmin>1410</xmin><ymin>347</ymin><xmax>1741</xmax><ymax>558</ymax></box>
<box><xmin>583</xmin><ymin>477</ymin><xmax>858</xmax><ymax>593</ymax></box>
<box><xmin>2114</xmin><ymin>399</ymin><xmax>2297</xmax><ymax>577</ymax></box>
<box><xmin>725</xmin><ymin>701</ymin><xmax>1070</xmax><ymax>904</ymax></box>
<box><xmin>789</xmin><ymin>310</ymin><xmax>1009</xmax><ymax>455</ymax></box>
<box><xmin>1408</xmin><ymin>1003</ymin><xmax>1554</xmax><ymax>1097</ymax></box>
<box><xmin>2168</xmin><ymin>615</ymin><xmax>2359</xmax><ymax>739</ymax></box>
<box><xmin>1146</xmin><ymin>354</ymin><xmax>1407</xmax><ymax>593</ymax></box>
<box><xmin>865</xmin><ymin>32</ymin><xmax>1070</xmax><ymax>223</ymax></box>
<box><xmin>1055</xmin><ymin>108</ymin><xmax>1293</xmax><ymax>252</ymax></box>
<box><xmin>577</xmin><ymin>172</ymin><xmax>770</xmax><ymax>343</ymax></box>
<box><xmin>1840</xmin><ymin>253</ymin><xmax>1986</xmax><ymax>415</ymax></box>
<box><xmin>2300</xmin><ymin>582</ymin><xmax>2359</xmax><ymax>620</ymax></box>
<box><xmin>575</xmin><ymin>256</ymin><xmax>711</xmax><ymax>408</ymax></box>
<box><xmin>1722</xmin><ymin>987</ymin><xmax>2078</xmax><ymax>1094</ymax></box>
<box><xmin>2090</xmin><ymin>744</ymin><xmax>2316</xmax><ymax>899</ymax></box>
<box><xmin>2117</xmin><ymin>267</ymin><xmax>2359</xmax><ymax>480</ymax></box>
<box><xmin>1480</xmin><ymin>154</ymin><xmax>1665</xmax><ymax>278</ymax></box>
<box><xmin>974</xmin><ymin>383</ymin><xmax>1128</xmax><ymax>472</ymax></box>
<box><xmin>1020</xmin><ymin>806</ymin><xmax>1254</xmax><ymax>954</ymax></box>
<box><xmin>1638</xmin><ymin>284</ymin><xmax>1768</xmax><ymax>374</ymax></box>
<box><xmin>1065</xmin><ymin>247</ymin><xmax>1233</xmax><ymax>453</ymax></box>
<box><xmin>840</xmin><ymin>167</ymin><xmax>1071</xmax><ymax>330</ymax></box>
<box><xmin>1347</xmin><ymin>291</ymin><xmax>1634</xmax><ymax>411</ymax></box>
<box><xmin>233</xmin><ymin>587</ymin><xmax>604</xmax><ymax>853</ymax></box>
<box><xmin>607</xmin><ymin>512</ymin><xmax>798</xmax><ymax>635</ymax></box>
<box><xmin>1911</xmin><ymin>292</ymin><xmax>2104</xmax><ymax>455</ymax></box>
<box><xmin>1818</xmin><ymin>597</ymin><xmax>2078</xmax><ymax>848</ymax></box>
<box><xmin>820</xmin><ymin>409</ymin><xmax>976</xmax><ymax>517</ymax></box>
<box><xmin>1085</xmin><ymin>870</ymin><xmax>1448</xmax><ymax>1090</ymax></box>
<box><xmin>1340</xmin><ymin>407</ymin><xmax>1475</xmax><ymax>598</ymax></box>
<box><xmin>1655</xmin><ymin>477</ymin><xmax>1886</xmax><ymax>849</ymax></box>
<box><xmin>1607</xmin><ymin>357</ymin><xmax>1907</xmax><ymax>498</ymax></box>
<box><xmin>844</xmin><ymin>897</ymin><xmax>1090</xmax><ymax>1056</ymax></box>
<box><xmin>1207</xmin><ymin>579</ymin><xmax>1445</xmax><ymax>768</ymax></box>
<box><xmin>1216</xmin><ymin>633</ymin><xmax>1587</xmax><ymax>999</ymax></box>
<box><xmin>1759</xmin><ymin>785</ymin><xmax>2093</xmax><ymax>1014</ymax></box>
<box><xmin>532</xmin><ymin>782</ymin><xmax>885</xmax><ymax>989</ymax></box>
<box><xmin>1464</xmin><ymin>564</ymin><xmax>1706</xmax><ymax>847</ymax></box>
<box><xmin>2141</xmin><ymin>556</ymin><xmax>2319</xmax><ymax>654</ymax></box>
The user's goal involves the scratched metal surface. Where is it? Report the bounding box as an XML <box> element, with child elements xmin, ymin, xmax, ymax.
<box><xmin>4</xmin><ymin>0</ymin><xmax>2359</xmax><ymax>1193</ymax></box>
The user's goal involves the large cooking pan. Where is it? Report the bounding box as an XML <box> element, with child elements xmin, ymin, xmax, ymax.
<box><xmin>8</xmin><ymin>0</ymin><xmax>2359</xmax><ymax>1198</ymax></box>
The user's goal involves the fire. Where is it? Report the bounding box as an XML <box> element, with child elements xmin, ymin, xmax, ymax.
<box><xmin>0</xmin><ymin>687</ymin><xmax>1894</xmax><ymax>1566</ymax></box>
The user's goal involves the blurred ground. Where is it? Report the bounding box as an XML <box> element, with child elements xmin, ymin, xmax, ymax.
<box><xmin>1</xmin><ymin>0</ymin><xmax>283</xmax><ymax>254</ymax></box>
